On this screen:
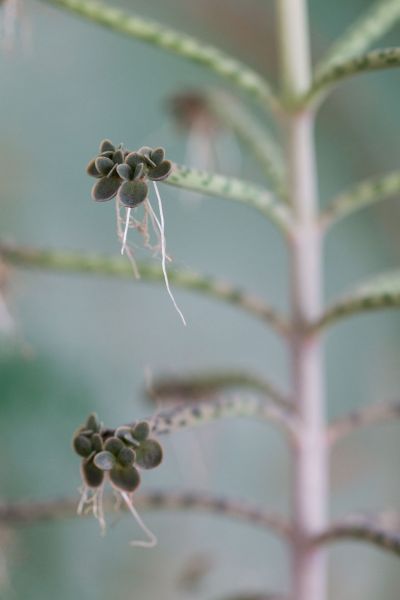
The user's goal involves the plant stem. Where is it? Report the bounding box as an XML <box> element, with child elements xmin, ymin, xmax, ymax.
<box><xmin>276</xmin><ymin>2</ymin><xmax>328</xmax><ymax>600</ymax></box>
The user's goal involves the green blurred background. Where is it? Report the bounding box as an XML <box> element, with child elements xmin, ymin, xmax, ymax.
<box><xmin>0</xmin><ymin>0</ymin><xmax>399</xmax><ymax>598</ymax></box>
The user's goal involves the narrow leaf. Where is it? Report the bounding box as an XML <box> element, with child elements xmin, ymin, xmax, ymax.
<box><xmin>45</xmin><ymin>0</ymin><xmax>278</xmax><ymax>113</ymax></box>
<box><xmin>316</xmin><ymin>271</ymin><xmax>400</xmax><ymax>330</ymax></box>
<box><xmin>306</xmin><ymin>47</ymin><xmax>400</xmax><ymax>106</ymax></box>
<box><xmin>322</xmin><ymin>171</ymin><xmax>400</xmax><ymax>229</ymax></box>
<box><xmin>316</xmin><ymin>0</ymin><xmax>400</xmax><ymax>75</ymax></box>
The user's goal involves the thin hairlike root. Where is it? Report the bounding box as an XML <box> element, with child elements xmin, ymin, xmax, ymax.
<box><xmin>151</xmin><ymin>181</ymin><xmax>187</xmax><ymax>326</ymax></box>
<box><xmin>77</xmin><ymin>485</ymin><xmax>106</xmax><ymax>535</ymax></box>
<box><xmin>120</xmin><ymin>492</ymin><xmax>157</xmax><ymax>549</ymax></box>
<box><xmin>121</xmin><ymin>207</ymin><xmax>131</xmax><ymax>256</ymax></box>
<box><xmin>115</xmin><ymin>199</ymin><xmax>140</xmax><ymax>278</ymax></box>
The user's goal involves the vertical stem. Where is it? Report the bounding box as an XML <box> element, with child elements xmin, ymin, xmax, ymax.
<box><xmin>276</xmin><ymin>2</ymin><xmax>328</xmax><ymax>600</ymax></box>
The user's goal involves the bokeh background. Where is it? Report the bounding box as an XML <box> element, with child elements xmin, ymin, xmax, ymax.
<box><xmin>0</xmin><ymin>0</ymin><xmax>399</xmax><ymax>598</ymax></box>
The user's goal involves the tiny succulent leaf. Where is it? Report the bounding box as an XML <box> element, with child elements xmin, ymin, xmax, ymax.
<box><xmin>91</xmin><ymin>433</ymin><xmax>103</xmax><ymax>453</ymax></box>
<box><xmin>99</xmin><ymin>150</ymin><xmax>114</xmax><ymax>159</ymax></box>
<box><xmin>86</xmin><ymin>159</ymin><xmax>101</xmax><ymax>178</ymax></box>
<box><xmin>117</xmin><ymin>446</ymin><xmax>136</xmax><ymax>467</ymax></box>
<box><xmin>85</xmin><ymin>413</ymin><xmax>101</xmax><ymax>433</ymax></box>
<box><xmin>132</xmin><ymin>421</ymin><xmax>150</xmax><ymax>442</ymax></box>
<box><xmin>138</xmin><ymin>146</ymin><xmax>152</xmax><ymax>158</ymax></box>
<box><xmin>110</xmin><ymin>464</ymin><xmax>141</xmax><ymax>492</ymax></box>
<box><xmin>104</xmin><ymin>436</ymin><xmax>124</xmax><ymax>455</ymax></box>
<box><xmin>150</xmin><ymin>147</ymin><xmax>165</xmax><ymax>165</ymax></box>
<box><xmin>148</xmin><ymin>160</ymin><xmax>172</xmax><ymax>181</ymax></box>
<box><xmin>116</xmin><ymin>163</ymin><xmax>133</xmax><ymax>180</ymax></box>
<box><xmin>113</xmin><ymin>149</ymin><xmax>124</xmax><ymax>165</ymax></box>
<box><xmin>125</xmin><ymin>152</ymin><xmax>144</xmax><ymax>169</ymax></box>
<box><xmin>94</xmin><ymin>450</ymin><xmax>116</xmax><ymax>471</ymax></box>
<box><xmin>133</xmin><ymin>163</ymin><xmax>145</xmax><ymax>180</ymax></box>
<box><xmin>73</xmin><ymin>434</ymin><xmax>92</xmax><ymax>457</ymax></box>
<box><xmin>115</xmin><ymin>426</ymin><xmax>138</xmax><ymax>446</ymax></box>
<box><xmin>95</xmin><ymin>156</ymin><xmax>114</xmax><ymax>175</ymax></box>
<box><xmin>117</xmin><ymin>180</ymin><xmax>148</xmax><ymax>208</ymax></box>
<box><xmin>99</xmin><ymin>139</ymin><xmax>115</xmax><ymax>153</ymax></box>
<box><xmin>135</xmin><ymin>439</ymin><xmax>163</xmax><ymax>469</ymax></box>
<box><xmin>82</xmin><ymin>458</ymin><xmax>104</xmax><ymax>488</ymax></box>
<box><xmin>91</xmin><ymin>177</ymin><xmax>121</xmax><ymax>202</ymax></box>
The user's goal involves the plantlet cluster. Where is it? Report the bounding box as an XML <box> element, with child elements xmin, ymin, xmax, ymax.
<box><xmin>73</xmin><ymin>413</ymin><xmax>163</xmax><ymax>494</ymax></box>
<box><xmin>87</xmin><ymin>139</ymin><xmax>172</xmax><ymax>207</ymax></box>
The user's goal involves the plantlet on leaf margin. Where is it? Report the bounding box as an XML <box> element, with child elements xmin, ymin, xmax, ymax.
<box><xmin>72</xmin><ymin>412</ymin><xmax>163</xmax><ymax>547</ymax></box>
<box><xmin>86</xmin><ymin>140</ymin><xmax>186</xmax><ymax>325</ymax></box>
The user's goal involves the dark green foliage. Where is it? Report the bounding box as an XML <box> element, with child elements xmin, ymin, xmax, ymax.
<box><xmin>73</xmin><ymin>434</ymin><xmax>92</xmax><ymax>457</ymax></box>
<box><xmin>132</xmin><ymin>421</ymin><xmax>150</xmax><ymax>442</ymax></box>
<box><xmin>104</xmin><ymin>436</ymin><xmax>124</xmax><ymax>455</ymax></box>
<box><xmin>109</xmin><ymin>464</ymin><xmax>141</xmax><ymax>492</ymax></box>
<box><xmin>135</xmin><ymin>439</ymin><xmax>163</xmax><ymax>469</ymax></box>
<box><xmin>91</xmin><ymin>177</ymin><xmax>121</xmax><ymax>202</ymax></box>
<box><xmin>82</xmin><ymin>457</ymin><xmax>104</xmax><ymax>488</ymax></box>
<box><xmin>117</xmin><ymin>180</ymin><xmax>148</xmax><ymax>207</ymax></box>
<box><xmin>117</xmin><ymin>446</ymin><xmax>135</xmax><ymax>467</ymax></box>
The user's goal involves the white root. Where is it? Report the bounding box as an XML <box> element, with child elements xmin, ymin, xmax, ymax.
<box><xmin>120</xmin><ymin>492</ymin><xmax>157</xmax><ymax>549</ymax></box>
<box><xmin>149</xmin><ymin>182</ymin><xmax>187</xmax><ymax>326</ymax></box>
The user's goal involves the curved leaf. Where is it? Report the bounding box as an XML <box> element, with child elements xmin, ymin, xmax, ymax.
<box><xmin>316</xmin><ymin>271</ymin><xmax>400</xmax><ymax>330</ymax></box>
<box><xmin>91</xmin><ymin>177</ymin><xmax>121</xmax><ymax>202</ymax></box>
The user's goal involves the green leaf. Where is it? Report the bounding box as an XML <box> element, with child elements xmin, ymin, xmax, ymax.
<box><xmin>125</xmin><ymin>152</ymin><xmax>144</xmax><ymax>169</ymax></box>
<box><xmin>148</xmin><ymin>160</ymin><xmax>173</xmax><ymax>181</ymax></box>
<box><xmin>81</xmin><ymin>458</ymin><xmax>104</xmax><ymax>488</ymax></box>
<box><xmin>316</xmin><ymin>271</ymin><xmax>400</xmax><ymax>330</ymax></box>
<box><xmin>91</xmin><ymin>177</ymin><xmax>121</xmax><ymax>202</ymax></box>
<box><xmin>94</xmin><ymin>450</ymin><xmax>116</xmax><ymax>471</ymax></box>
<box><xmin>316</xmin><ymin>0</ymin><xmax>400</xmax><ymax>76</ymax></box>
<box><xmin>86</xmin><ymin>158</ymin><xmax>101</xmax><ymax>178</ymax></box>
<box><xmin>117</xmin><ymin>446</ymin><xmax>135</xmax><ymax>467</ymax></box>
<box><xmin>150</xmin><ymin>147</ymin><xmax>165</xmax><ymax>165</ymax></box>
<box><xmin>117</xmin><ymin>180</ymin><xmax>148</xmax><ymax>207</ymax></box>
<box><xmin>306</xmin><ymin>47</ymin><xmax>400</xmax><ymax>106</ymax></box>
<box><xmin>99</xmin><ymin>139</ymin><xmax>115</xmax><ymax>153</ymax></box>
<box><xmin>91</xmin><ymin>433</ymin><xmax>103</xmax><ymax>453</ymax></box>
<box><xmin>113</xmin><ymin>149</ymin><xmax>124</xmax><ymax>164</ymax></box>
<box><xmin>73</xmin><ymin>434</ymin><xmax>92</xmax><ymax>457</ymax></box>
<box><xmin>104</xmin><ymin>436</ymin><xmax>124</xmax><ymax>455</ymax></box>
<box><xmin>116</xmin><ymin>163</ymin><xmax>133</xmax><ymax>180</ymax></box>
<box><xmin>132</xmin><ymin>421</ymin><xmax>150</xmax><ymax>442</ymax></box>
<box><xmin>322</xmin><ymin>171</ymin><xmax>400</xmax><ymax>229</ymax></box>
<box><xmin>95</xmin><ymin>156</ymin><xmax>113</xmax><ymax>175</ymax></box>
<box><xmin>115</xmin><ymin>426</ymin><xmax>138</xmax><ymax>446</ymax></box>
<box><xmin>135</xmin><ymin>439</ymin><xmax>163</xmax><ymax>469</ymax></box>
<box><xmin>85</xmin><ymin>413</ymin><xmax>101</xmax><ymax>432</ymax></box>
<box><xmin>110</xmin><ymin>464</ymin><xmax>140</xmax><ymax>492</ymax></box>
<box><xmin>133</xmin><ymin>163</ymin><xmax>145</xmax><ymax>180</ymax></box>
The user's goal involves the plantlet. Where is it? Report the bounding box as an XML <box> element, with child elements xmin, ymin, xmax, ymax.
<box><xmin>2</xmin><ymin>0</ymin><xmax>400</xmax><ymax>599</ymax></box>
